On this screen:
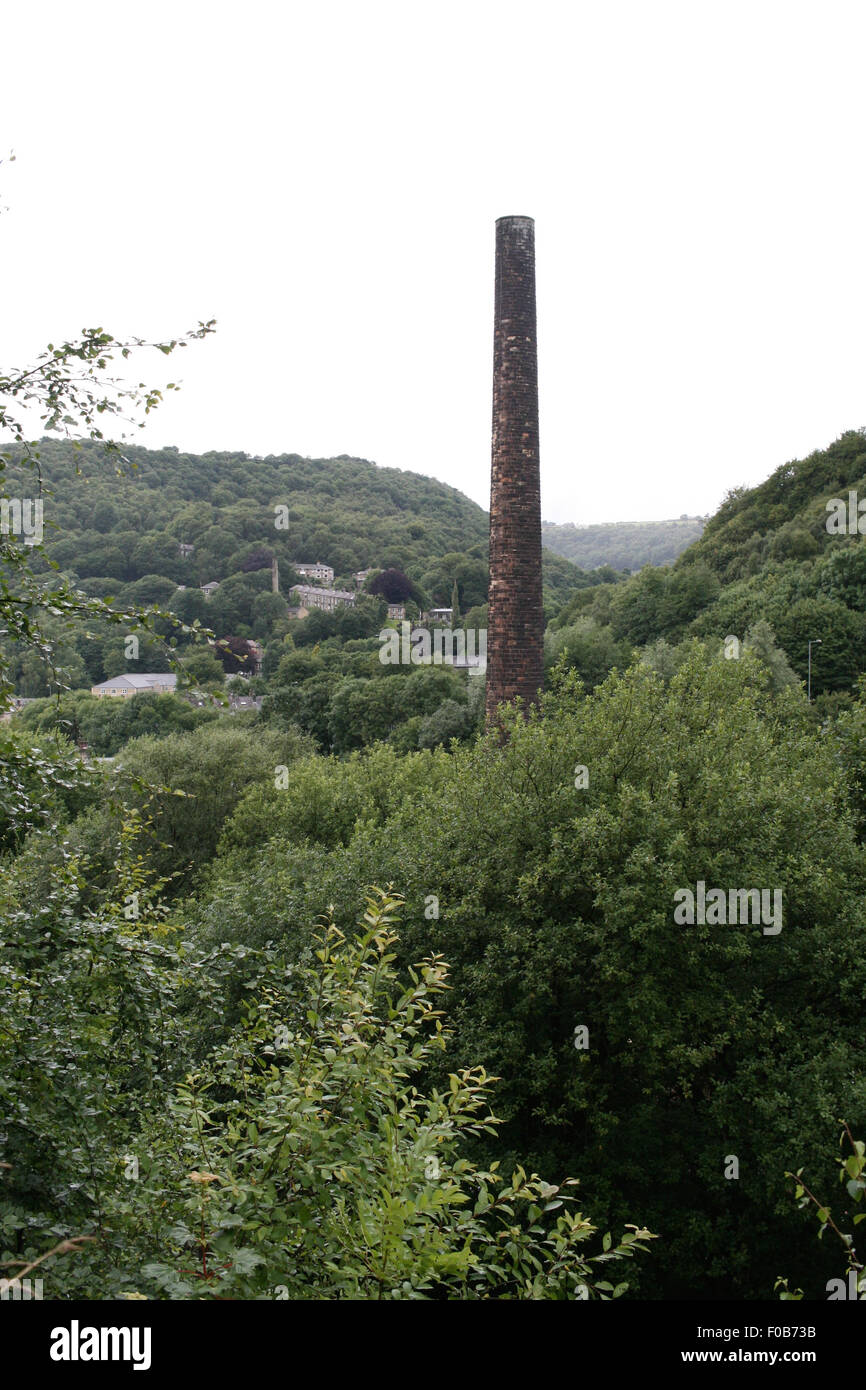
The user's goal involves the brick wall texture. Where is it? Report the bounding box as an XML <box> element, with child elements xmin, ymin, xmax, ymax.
<box><xmin>485</xmin><ymin>215</ymin><xmax>545</xmax><ymax>726</ymax></box>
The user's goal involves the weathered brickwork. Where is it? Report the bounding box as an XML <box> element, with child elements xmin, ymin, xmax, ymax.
<box><xmin>485</xmin><ymin>215</ymin><xmax>545</xmax><ymax>727</ymax></box>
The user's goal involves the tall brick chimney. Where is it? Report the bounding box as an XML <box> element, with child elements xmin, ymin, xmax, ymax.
<box><xmin>485</xmin><ymin>215</ymin><xmax>544</xmax><ymax>727</ymax></box>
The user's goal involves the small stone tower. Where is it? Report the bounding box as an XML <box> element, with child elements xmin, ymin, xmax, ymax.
<box><xmin>485</xmin><ymin>215</ymin><xmax>544</xmax><ymax>726</ymax></box>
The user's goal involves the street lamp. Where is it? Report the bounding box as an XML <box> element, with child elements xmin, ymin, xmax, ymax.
<box><xmin>807</xmin><ymin>639</ymin><xmax>822</xmax><ymax>701</ymax></box>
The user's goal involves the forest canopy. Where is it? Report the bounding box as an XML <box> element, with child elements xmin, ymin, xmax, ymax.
<box><xmin>2</xmin><ymin>424</ymin><xmax>866</xmax><ymax>1303</ymax></box>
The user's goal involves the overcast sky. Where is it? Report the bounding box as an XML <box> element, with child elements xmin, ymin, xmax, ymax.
<box><xmin>3</xmin><ymin>1</ymin><xmax>865</xmax><ymax>524</ymax></box>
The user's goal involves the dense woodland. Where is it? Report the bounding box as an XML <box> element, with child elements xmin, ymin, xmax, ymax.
<box><xmin>2</xmin><ymin>423</ymin><xmax>865</xmax><ymax>1301</ymax></box>
<box><xmin>1</xmin><ymin>439</ymin><xmax>616</xmax><ymax>755</ymax></box>
<box><xmin>542</xmin><ymin>515</ymin><xmax>705</xmax><ymax>570</ymax></box>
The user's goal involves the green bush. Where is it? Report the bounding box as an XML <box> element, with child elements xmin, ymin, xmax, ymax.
<box><xmin>108</xmin><ymin>890</ymin><xmax>655</xmax><ymax>1300</ymax></box>
<box><xmin>187</xmin><ymin>648</ymin><xmax>866</xmax><ymax>1298</ymax></box>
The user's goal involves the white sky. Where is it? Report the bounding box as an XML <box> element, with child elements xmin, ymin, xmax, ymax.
<box><xmin>2</xmin><ymin>0</ymin><xmax>865</xmax><ymax>525</ymax></box>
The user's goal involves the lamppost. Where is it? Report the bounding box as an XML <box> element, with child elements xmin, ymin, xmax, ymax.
<box><xmin>807</xmin><ymin>639</ymin><xmax>822</xmax><ymax>701</ymax></box>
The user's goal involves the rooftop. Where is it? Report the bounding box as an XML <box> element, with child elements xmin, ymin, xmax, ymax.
<box><xmin>91</xmin><ymin>673</ymin><xmax>178</xmax><ymax>691</ymax></box>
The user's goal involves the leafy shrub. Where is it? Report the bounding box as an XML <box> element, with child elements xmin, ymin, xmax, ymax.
<box><xmin>110</xmin><ymin>890</ymin><xmax>655</xmax><ymax>1300</ymax></box>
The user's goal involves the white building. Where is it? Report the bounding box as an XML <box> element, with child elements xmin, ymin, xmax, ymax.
<box><xmin>294</xmin><ymin>562</ymin><xmax>334</xmax><ymax>583</ymax></box>
<box><xmin>201</xmin><ymin>581</ymin><xmax>220</xmax><ymax>597</ymax></box>
<box><xmin>91</xmin><ymin>673</ymin><xmax>178</xmax><ymax>699</ymax></box>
